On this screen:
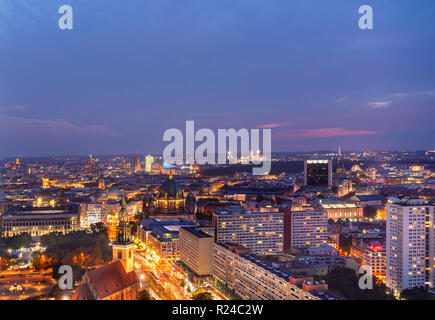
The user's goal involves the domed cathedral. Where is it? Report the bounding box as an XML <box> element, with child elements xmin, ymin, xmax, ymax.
<box><xmin>155</xmin><ymin>174</ymin><xmax>185</xmax><ymax>213</ymax></box>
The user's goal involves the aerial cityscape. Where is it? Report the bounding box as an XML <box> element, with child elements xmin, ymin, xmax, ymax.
<box><xmin>0</xmin><ymin>0</ymin><xmax>435</xmax><ymax>306</ymax></box>
<box><xmin>0</xmin><ymin>151</ymin><xmax>434</xmax><ymax>301</ymax></box>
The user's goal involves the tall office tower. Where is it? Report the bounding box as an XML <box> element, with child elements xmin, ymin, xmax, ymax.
<box><xmin>145</xmin><ymin>155</ymin><xmax>154</xmax><ymax>172</ymax></box>
<box><xmin>283</xmin><ymin>209</ymin><xmax>328</xmax><ymax>250</ymax></box>
<box><xmin>386</xmin><ymin>199</ymin><xmax>434</xmax><ymax>295</ymax></box>
<box><xmin>134</xmin><ymin>155</ymin><xmax>141</xmax><ymax>172</ymax></box>
<box><xmin>338</xmin><ymin>146</ymin><xmax>341</xmax><ymax>165</ymax></box>
<box><xmin>304</xmin><ymin>159</ymin><xmax>332</xmax><ymax>187</ymax></box>
<box><xmin>213</xmin><ymin>209</ymin><xmax>284</xmax><ymax>255</ymax></box>
<box><xmin>86</xmin><ymin>154</ymin><xmax>95</xmax><ymax>169</ymax></box>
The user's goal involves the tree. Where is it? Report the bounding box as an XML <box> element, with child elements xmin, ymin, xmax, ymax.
<box><xmin>400</xmin><ymin>287</ymin><xmax>434</xmax><ymax>300</ymax></box>
<box><xmin>363</xmin><ymin>206</ymin><xmax>378</xmax><ymax>219</ymax></box>
<box><xmin>90</xmin><ymin>222</ymin><xmax>107</xmax><ymax>234</ymax></box>
<box><xmin>4</xmin><ymin>233</ymin><xmax>32</xmax><ymax>250</ymax></box>
<box><xmin>191</xmin><ymin>290</ymin><xmax>213</xmax><ymax>300</ymax></box>
<box><xmin>137</xmin><ymin>290</ymin><xmax>152</xmax><ymax>300</ymax></box>
<box><xmin>34</xmin><ymin>228</ymin><xmax>112</xmax><ymax>268</ymax></box>
<box><xmin>324</xmin><ymin>267</ymin><xmax>395</xmax><ymax>300</ymax></box>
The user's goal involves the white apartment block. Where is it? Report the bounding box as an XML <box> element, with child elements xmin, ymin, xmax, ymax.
<box><xmin>213</xmin><ymin>210</ymin><xmax>283</xmax><ymax>255</ymax></box>
<box><xmin>212</xmin><ymin>243</ymin><xmax>339</xmax><ymax>300</ymax></box>
<box><xmin>386</xmin><ymin>199</ymin><xmax>434</xmax><ymax>294</ymax></box>
<box><xmin>178</xmin><ymin>227</ymin><xmax>214</xmax><ymax>276</ymax></box>
<box><xmin>289</xmin><ymin>209</ymin><xmax>328</xmax><ymax>249</ymax></box>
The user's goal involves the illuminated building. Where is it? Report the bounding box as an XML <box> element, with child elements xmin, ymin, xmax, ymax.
<box><xmin>33</xmin><ymin>190</ymin><xmax>57</xmax><ymax>207</ymax></box>
<box><xmin>137</xmin><ymin>218</ymin><xmax>196</xmax><ymax>261</ymax></box>
<box><xmin>316</xmin><ymin>202</ymin><xmax>363</xmax><ymax>221</ymax></box>
<box><xmin>145</xmin><ymin>155</ymin><xmax>154</xmax><ymax>172</ymax></box>
<box><xmin>283</xmin><ymin>209</ymin><xmax>327</xmax><ymax>250</ymax></box>
<box><xmin>213</xmin><ymin>243</ymin><xmax>340</xmax><ymax>300</ymax></box>
<box><xmin>337</xmin><ymin>179</ymin><xmax>353</xmax><ymax>197</ymax></box>
<box><xmin>386</xmin><ymin>199</ymin><xmax>434</xmax><ymax>295</ymax></box>
<box><xmin>179</xmin><ymin>227</ymin><xmax>213</xmax><ymax>276</ymax></box>
<box><xmin>42</xmin><ymin>177</ymin><xmax>50</xmax><ymax>189</ymax></box>
<box><xmin>1</xmin><ymin>205</ymin><xmax>79</xmax><ymax>237</ymax></box>
<box><xmin>112</xmin><ymin>196</ymin><xmax>134</xmax><ymax>273</ymax></box>
<box><xmin>104</xmin><ymin>210</ymin><xmax>118</xmax><ymax>241</ymax></box>
<box><xmin>155</xmin><ymin>174</ymin><xmax>185</xmax><ymax>214</ymax></box>
<box><xmin>213</xmin><ymin>209</ymin><xmax>283</xmax><ymax>255</ymax></box>
<box><xmin>107</xmin><ymin>188</ymin><xmax>124</xmax><ymax>200</ymax></box>
<box><xmin>98</xmin><ymin>177</ymin><xmax>105</xmax><ymax>189</ymax></box>
<box><xmin>304</xmin><ymin>159</ymin><xmax>332</xmax><ymax>187</ymax></box>
<box><xmin>81</xmin><ymin>206</ymin><xmax>106</xmax><ymax>229</ymax></box>
<box><xmin>85</xmin><ymin>154</ymin><xmax>95</xmax><ymax>169</ymax></box>
<box><xmin>134</xmin><ymin>154</ymin><xmax>141</xmax><ymax>172</ymax></box>
<box><xmin>351</xmin><ymin>241</ymin><xmax>386</xmax><ymax>282</ymax></box>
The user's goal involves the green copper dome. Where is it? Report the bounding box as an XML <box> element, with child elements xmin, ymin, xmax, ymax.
<box><xmin>157</xmin><ymin>175</ymin><xmax>184</xmax><ymax>200</ymax></box>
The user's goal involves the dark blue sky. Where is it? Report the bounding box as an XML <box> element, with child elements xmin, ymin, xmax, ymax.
<box><xmin>0</xmin><ymin>0</ymin><xmax>434</xmax><ymax>157</ymax></box>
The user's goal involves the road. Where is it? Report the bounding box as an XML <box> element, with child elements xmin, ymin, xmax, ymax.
<box><xmin>134</xmin><ymin>249</ymin><xmax>228</xmax><ymax>300</ymax></box>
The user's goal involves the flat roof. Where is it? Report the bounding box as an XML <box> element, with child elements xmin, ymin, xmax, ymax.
<box><xmin>181</xmin><ymin>227</ymin><xmax>211</xmax><ymax>238</ymax></box>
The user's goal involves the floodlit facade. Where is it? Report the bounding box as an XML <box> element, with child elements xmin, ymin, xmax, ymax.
<box><xmin>318</xmin><ymin>203</ymin><xmax>364</xmax><ymax>221</ymax></box>
<box><xmin>145</xmin><ymin>155</ymin><xmax>154</xmax><ymax>172</ymax></box>
<box><xmin>1</xmin><ymin>205</ymin><xmax>79</xmax><ymax>237</ymax></box>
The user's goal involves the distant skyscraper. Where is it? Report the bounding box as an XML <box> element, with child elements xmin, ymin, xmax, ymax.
<box><xmin>338</xmin><ymin>146</ymin><xmax>341</xmax><ymax>165</ymax></box>
<box><xmin>386</xmin><ymin>199</ymin><xmax>434</xmax><ymax>295</ymax></box>
<box><xmin>134</xmin><ymin>155</ymin><xmax>141</xmax><ymax>172</ymax></box>
<box><xmin>145</xmin><ymin>155</ymin><xmax>154</xmax><ymax>172</ymax></box>
<box><xmin>304</xmin><ymin>159</ymin><xmax>332</xmax><ymax>187</ymax></box>
<box><xmin>86</xmin><ymin>154</ymin><xmax>95</xmax><ymax>169</ymax></box>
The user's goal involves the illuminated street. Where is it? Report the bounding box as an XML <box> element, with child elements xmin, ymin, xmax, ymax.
<box><xmin>133</xmin><ymin>239</ymin><xmax>228</xmax><ymax>300</ymax></box>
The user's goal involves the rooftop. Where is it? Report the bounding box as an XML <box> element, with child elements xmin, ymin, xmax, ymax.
<box><xmin>181</xmin><ymin>226</ymin><xmax>212</xmax><ymax>238</ymax></box>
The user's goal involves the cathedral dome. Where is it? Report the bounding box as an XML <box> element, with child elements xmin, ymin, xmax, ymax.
<box><xmin>157</xmin><ymin>175</ymin><xmax>184</xmax><ymax>200</ymax></box>
<box><xmin>108</xmin><ymin>188</ymin><xmax>123</xmax><ymax>199</ymax></box>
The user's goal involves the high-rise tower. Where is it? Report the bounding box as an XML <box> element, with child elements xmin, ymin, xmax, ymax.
<box><xmin>304</xmin><ymin>159</ymin><xmax>332</xmax><ymax>187</ymax></box>
<box><xmin>145</xmin><ymin>155</ymin><xmax>154</xmax><ymax>172</ymax></box>
<box><xmin>134</xmin><ymin>155</ymin><xmax>141</xmax><ymax>172</ymax></box>
<box><xmin>386</xmin><ymin>199</ymin><xmax>434</xmax><ymax>295</ymax></box>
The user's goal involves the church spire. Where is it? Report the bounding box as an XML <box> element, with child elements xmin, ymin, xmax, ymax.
<box><xmin>116</xmin><ymin>194</ymin><xmax>131</xmax><ymax>244</ymax></box>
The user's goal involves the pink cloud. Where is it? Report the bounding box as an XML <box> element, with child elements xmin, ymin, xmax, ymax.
<box><xmin>274</xmin><ymin>127</ymin><xmax>377</xmax><ymax>139</ymax></box>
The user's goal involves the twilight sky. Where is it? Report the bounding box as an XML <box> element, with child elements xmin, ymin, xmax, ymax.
<box><xmin>0</xmin><ymin>0</ymin><xmax>434</xmax><ymax>157</ymax></box>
